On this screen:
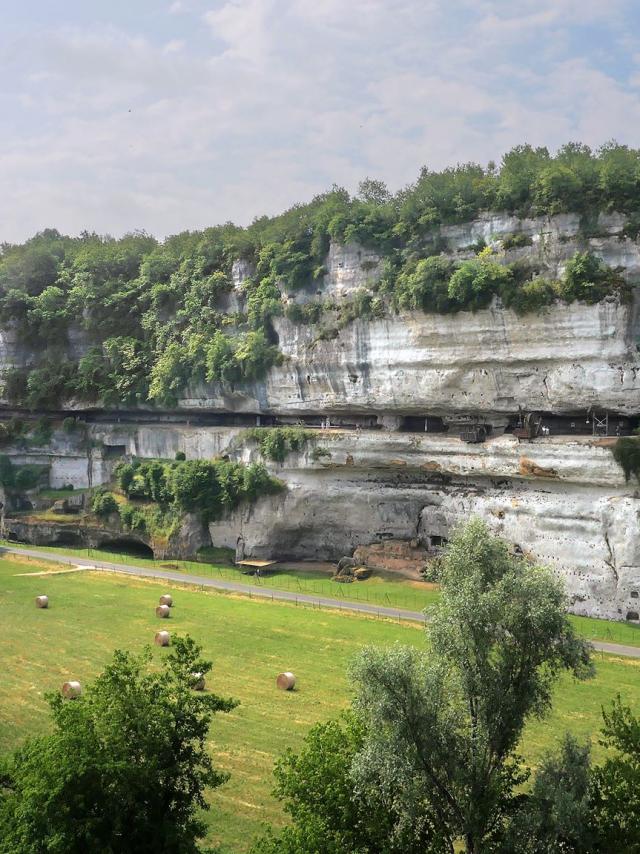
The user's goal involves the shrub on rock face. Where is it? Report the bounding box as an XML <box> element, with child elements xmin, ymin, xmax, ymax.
<box><xmin>558</xmin><ymin>251</ymin><xmax>627</xmax><ymax>304</ymax></box>
<box><xmin>447</xmin><ymin>257</ymin><xmax>513</xmax><ymax>311</ymax></box>
<box><xmin>91</xmin><ymin>489</ymin><xmax>118</xmax><ymax>517</ymax></box>
<box><xmin>14</xmin><ymin>465</ymin><xmax>43</xmax><ymax>491</ymax></box>
<box><xmin>611</xmin><ymin>436</ymin><xmax>640</xmax><ymax>482</ymax></box>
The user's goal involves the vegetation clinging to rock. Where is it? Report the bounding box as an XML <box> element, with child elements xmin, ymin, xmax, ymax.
<box><xmin>243</xmin><ymin>427</ymin><xmax>312</xmax><ymax>462</ymax></box>
<box><xmin>114</xmin><ymin>457</ymin><xmax>283</xmax><ymax>523</ymax></box>
<box><xmin>1</xmin><ymin>142</ymin><xmax>638</xmax><ymax>409</ymax></box>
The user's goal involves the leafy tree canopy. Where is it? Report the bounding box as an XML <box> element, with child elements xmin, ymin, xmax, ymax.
<box><xmin>0</xmin><ymin>635</ymin><xmax>237</xmax><ymax>854</ymax></box>
<box><xmin>1</xmin><ymin>141</ymin><xmax>638</xmax><ymax>409</ymax></box>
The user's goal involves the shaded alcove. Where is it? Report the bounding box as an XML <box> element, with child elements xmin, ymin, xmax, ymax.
<box><xmin>52</xmin><ymin>531</ymin><xmax>83</xmax><ymax>547</ymax></box>
<box><xmin>97</xmin><ymin>538</ymin><xmax>154</xmax><ymax>559</ymax></box>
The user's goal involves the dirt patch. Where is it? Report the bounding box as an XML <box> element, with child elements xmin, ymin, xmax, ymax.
<box><xmin>353</xmin><ymin>540</ymin><xmax>428</xmax><ymax>579</ymax></box>
<box><xmin>2</xmin><ymin>553</ymin><xmax>69</xmax><ymax>573</ymax></box>
<box><xmin>519</xmin><ymin>457</ymin><xmax>559</xmax><ymax>478</ymax></box>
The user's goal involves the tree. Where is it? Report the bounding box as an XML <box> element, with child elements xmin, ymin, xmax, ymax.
<box><xmin>251</xmin><ymin>713</ymin><xmax>435</xmax><ymax>854</ymax></box>
<box><xmin>349</xmin><ymin>519</ymin><xmax>593</xmax><ymax>854</ymax></box>
<box><xmin>91</xmin><ymin>488</ymin><xmax>119</xmax><ymax>517</ymax></box>
<box><xmin>0</xmin><ymin>636</ymin><xmax>236</xmax><ymax>854</ymax></box>
<box><xmin>357</xmin><ymin>178</ymin><xmax>391</xmax><ymax>205</ymax></box>
<box><xmin>447</xmin><ymin>257</ymin><xmax>512</xmax><ymax>311</ymax></box>
<box><xmin>503</xmin><ymin>735</ymin><xmax>595</xmax><ymax>853</ymax></box>
<box><xmin>589</xmin><ymin>696</ymin><xmax>640</xmax><ymax>853</ymax></box>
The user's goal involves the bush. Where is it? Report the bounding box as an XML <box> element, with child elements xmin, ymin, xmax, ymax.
<box><xmin>118</xmin><ymin>502</ymin><xmax>147</xmax><ymax>533</ymax></box>
<box><xmin>61</xmin><ymin>417</ymin><xmax>77</xmax><ymax>433</ymax></box>
<box><xmin>611</xmin><ymin>436</ymin><xmax>640</xmax><ymax>481</ymax></box>
<box><xmin>502</xmin><ymin>232</ymin><xmax>533</xmax><ymax>250</ymax></box>
<box><xmin>91</xmin><ymin>489</ymin><xmax>119</xmax><ymax>517</ymax></box>
<box><xmin>501</xmin><ymin>276</ymin><xmax>558</xmax><ymax>314</ymax></box>
<box><xmin>175</xmin><ymin>450</ymin><xmax>186</xmax><ymax>461</ymax></box>
<box><xmin>310</xmin><ymin>446</ymin><xmax>332</xmax><ymax>461</ymax></box>
<box><xmin>447</xmin><ymin>258</ymin><xmax>513</xmax><ymax>311</ymax></box>
<box><xmin>558</xmin><ymin>251</ymin><xmax>627</xmax><ymax>304</ymax></box>
<box><xmin>245</xmin><ymin>427</ymin><xmax>311</xmax><ymax>462</ymax></box>
<box><xmin>0</xmin><ymin>455</ymin><xmax>15</xmax><ymax>487</ymax></box>
<box><xmin>394</xmin><ymin>256</ymin><xmax>456</xmax><ymax>313</ymax></box>
<box><xmin>14</xmin><ymin>465</ymin><xmax>43</xmax><ymax>491</ymax></box>
<box><xmin>30</xmin><ymin>417</ymin><xmax>53</xmax><ymax>446</ymax></box>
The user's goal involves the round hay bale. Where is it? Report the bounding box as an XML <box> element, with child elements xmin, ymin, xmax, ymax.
<box><xmin>62</xmin><ymin>681</ymin><xmax>82</xmax><ymax>699</ymax></box>
<box><xmin>276</xmin><ymin>671</ymin><xmax>296</xmax><ymax>691</ymax></box>
<box><xmin>155</xmin><ymin>630</ymin><xmax>170</xmax><ymax>647</ymax></box>
<box><xmin>35</xmin><ymin>595</ymin><xmax>49</xmax><ymax>609</ymax></box>
<box><xmin>159</xmin><ymin>594</ymin><xmax>173</xmax><ymax>607</ymax></box>
<box><xmin>156</xmin><ymin>604</ymin><xmax>170</xmax><ymax>619</ymax></box>
<box><xmin>191</xmin><ymin>672</ymin><xmax>206</xmax><ymax>691</ymax></box>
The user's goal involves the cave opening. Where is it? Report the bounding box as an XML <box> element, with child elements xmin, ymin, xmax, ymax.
<box><xmin>52</xmin><ymin>531</ymin><xmax>83</xmax><ymax>547</ymax></box>
<box><xmin>97</xmin><ymin>538</ymin><xmax>154</xmax><ymax>559</ymax></box>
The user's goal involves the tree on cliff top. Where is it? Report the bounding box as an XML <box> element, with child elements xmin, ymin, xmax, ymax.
<box><xmin>256</xmin><ymin>520</ymin><xmax>594</xmax><ymax>854</ymax></box>
<box><xmin>0</xmin><ymin>635</ymin><xmax>237</xmax><ymax>854</ymax></box>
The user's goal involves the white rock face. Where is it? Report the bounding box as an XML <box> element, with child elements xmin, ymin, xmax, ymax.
<box><xmin>321</xmin><ymin>241</ymin><xmax>382</xmax><ymax>298</ymax></box>
<box><xmin>3</xmin><ymin>211</ymin><xmax>640</xmax><ymax>622</ymax></box>
<box><xmin>202</xmin><ymin>430</ymin><xmax>640</xmax><ymax>621</ymax></box>
<box><xmin>181</xmin><ymin>296</ymin><xmax>640</xmax><ymax>418</ymax></box>
<box><xmin>5</xmin><ymin>421</ymin><xmax>638</xmax><ymax>620</ymax></box>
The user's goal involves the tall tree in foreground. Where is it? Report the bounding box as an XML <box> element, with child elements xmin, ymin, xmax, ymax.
<box><xmin>589</xmin><ymin>696</ymin><xmax>640</xmax><ymax>853</ymax></box>
<box><xmin>350</xmin><ymin>519</ymin><xmax>594</xmax><ymax>854</ymax></box>
<box><xmin>0</xmin><ymin>635</ymin><xmax>236</xmax><ymax>854</ymax></box>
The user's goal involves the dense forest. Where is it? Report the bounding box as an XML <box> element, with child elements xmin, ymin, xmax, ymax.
<box><xmin>1</xmin><ymin>142</ymin><xmax>638</xmax><ymax>409</ymax></box>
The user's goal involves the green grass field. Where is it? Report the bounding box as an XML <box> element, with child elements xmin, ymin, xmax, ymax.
<box><xmin>0</xmin><ymin>540</ymin><xmax>441</xmax><ymax>611</ymax></box>
<box><xmin>1</xmin><ymin>556</ymin><xmax>639</xmax><ymax>852</ymax></box>
<box><xmin>4</xmin><ymin>540</ymin><xmax>640</xmax><ymax>648</ymax></box>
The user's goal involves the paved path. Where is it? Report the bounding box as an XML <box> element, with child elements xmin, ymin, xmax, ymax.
<box><xmin>3</xmin><ymin>545</ymin><xmax>639</xmax><ymax>659</ymax></box>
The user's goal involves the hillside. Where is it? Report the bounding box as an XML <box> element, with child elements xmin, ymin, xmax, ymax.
<box><xmin>0</xmin><ymin>142</ymin><xmax>639</xmax><ymax>623</ymax></box>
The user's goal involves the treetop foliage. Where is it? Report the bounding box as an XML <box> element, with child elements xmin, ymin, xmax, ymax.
<box><xmin>114</xmin><ymin>456</ymin><xmax>283</xmax><ymax>525</ymax></box>
<box><xmin>254</xmin><ymin>519</ymin><xmax>597</xmax><ymax>854</ymax></box>
<box><xmin>1</xmin><ymin>141</ymin><xmax>638</xmax><ymax>410</ymax></box>
<box><xmin>0</xmin><ymin>635</ymin><xmax>236</xmax><ymax>854</ymax></box>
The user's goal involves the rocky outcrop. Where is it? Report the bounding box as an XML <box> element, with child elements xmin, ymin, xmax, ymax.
<box><xmin>1</xmin><ymin>211</ymin><xmax>640</xmax><ymax>621</ymax></box>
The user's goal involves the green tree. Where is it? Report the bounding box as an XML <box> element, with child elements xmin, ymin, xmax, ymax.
<box><xmin>394</xmin><ymin>256</ymin><xmax>456</xmax><ymax>313</ymax></box>
<box><xmin>0</xmin><ymin>455</ymin><xmax>15</xmax><ymax>487</ymax></box>
<box><xmin>447</xmin><ymin>257</ymin><xmax>512</xmax><ymax>311</ymax></box>
<box><xmin>349</xmin><ymin>519</ymin><xmax>593</xmax><ymax>854</ymax></box>
<box><xmin>91</xmin><ymin>489</ymin><xmax>119</xmax><ymax>517</ymax></box>
<box><xmin>589</xmin><ymin>696</ymin><xmax>640</xmax><ymax>853</ymax></box>
<box><xmin>503</xmin><ymin>735</ymin><xmax>594</xmax><ymax>853</ymax></box>
<box><xmin>559</xmin><ymin>252</ymin><xmax>626</xmax><ymax>304</ymax></box>
<box><xmin>0</xmin><ymin>636</ymin><xmax>236</xmax><ymax>854</ymax></box>
<box><xmin>252</xmin><ymin>712</ymin><xmax>435</xmax><ymax>854</ymax></box>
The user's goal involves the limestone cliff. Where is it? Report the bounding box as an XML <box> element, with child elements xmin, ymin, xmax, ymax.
<box><xmin>2</xmin><ymin>210</ymin><xmax>640</xmax><ymax>623</ymax></box>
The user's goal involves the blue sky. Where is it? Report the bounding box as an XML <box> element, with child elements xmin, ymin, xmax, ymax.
<box><xmin>1</xmin><ymin>0</ymin><xmax>640</xmax><ymax>243</ymax></box>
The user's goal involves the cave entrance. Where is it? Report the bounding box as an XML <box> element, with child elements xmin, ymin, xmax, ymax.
<box><xmin>52</xmin><ymin>531</ymin><xmax>83</xmax><ymax>547</ymax></box>
<box><xmin>98</xmin><ymin>538</ymin><xmax>154</xmax><ymax>559</ymax></box>
<box><xmin>399</xmin><ymin>415</ymin><xmax>447</xmax><ymax>433</ymax></box>
<box><xmin>428</xmin><ymin>535</ymin><xmax>449</xmax><ymax>551</ymax></box>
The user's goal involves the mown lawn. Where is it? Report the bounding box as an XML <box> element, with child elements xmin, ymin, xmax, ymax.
<box><xmin>4</xmin><ymin>540</ymin><xmax>640</xmax><ymax>648</ymax></box>
<box><xmin>0</xmin><ymin>558</ymin><xmax>639</xmax><ymax>852</ymax></box>
<box><xmin>0</xmin><ymin>540</ymin><xmax>440</xmax><ymax>611</ymax></box>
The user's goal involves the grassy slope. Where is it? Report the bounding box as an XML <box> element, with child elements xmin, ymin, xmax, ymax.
<box><xmin>4</xmin><ymin>541</ymin><xmax>640</xmax><ymax>647</ymax></box>
<box><xmin>1</xmin><ymin>558</ymin><xmax>639</xmax><ymax>852</ymax></box>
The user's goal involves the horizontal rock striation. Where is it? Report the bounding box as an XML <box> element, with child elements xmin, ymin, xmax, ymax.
<box><xmin>2</xmin><ymin>211</ymin><xmax>640</xmax><ymax>621</ymax></box>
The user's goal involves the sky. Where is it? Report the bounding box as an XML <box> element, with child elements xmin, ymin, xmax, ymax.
<box><xmin>1</xmin><ymin>0</ymin><xmax>640</xmax><ymax>244</ymax></box>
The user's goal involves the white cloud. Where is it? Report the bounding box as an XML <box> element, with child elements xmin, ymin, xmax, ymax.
<box><xmin>0</xmin><ymin>0</ymin><xmax>638</xmax><ymax>242</ymax></box>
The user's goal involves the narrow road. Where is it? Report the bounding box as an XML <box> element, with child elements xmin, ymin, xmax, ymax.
<box><xmin>3</xmin><ymin>545</ymin><xmax>639</xmax><ymax>659</ymax></box>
